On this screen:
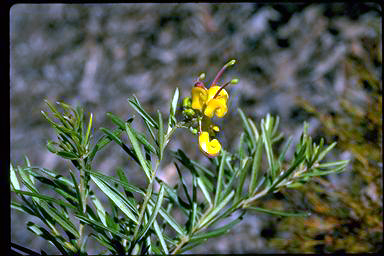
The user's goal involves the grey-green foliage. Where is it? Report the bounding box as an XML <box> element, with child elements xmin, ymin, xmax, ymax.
<box><xmin>11</xmin><ymin>88</ymin><xmax>348</xmax><ymax>255</ymax></box>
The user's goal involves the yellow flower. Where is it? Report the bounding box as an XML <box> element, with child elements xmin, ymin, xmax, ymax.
<box><xmin>198</xmin><ymin>131</ymin><xmax>221</xmax><ymax>157</ymax></box>
<box><xmin>191</xmin><ymin>85</ymin><xmax>229</xmax><ymax>118</ymax></box>
<box><xmin>188</xmin><ymin>59</ymin><xmax>238</xmax><ymax>157</ymax></box>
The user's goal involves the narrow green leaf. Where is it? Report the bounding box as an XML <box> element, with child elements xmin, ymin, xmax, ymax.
<box><xmin>11</xmin><ymin>242</ymin><xmax>41</xmax><ymax>256</ymax></box>
<box><xmin>91</xmin><ymin>194</ymin><xmax>107</xmax><ymax>226</ymax></box>
<box><xmin>261</xmin><ymin>120</ymin><xmax>275</xmax><ymax>178</ymax></box>
<box><xmin>143</xmin><ymin>117</ymin><xmax>157</xmax><ymax>143</ymax></box>
<box><xmin>237</xmin><ymin>133</ymin><xmax>246</xmax><ymax>159</ymax></box>
<box><xmin>128</xmin><ymin>96</ymin><xmax>158</xmax><ymax>129</ymax></box>
<box><xmin>12</xmin><ymin>190</ymin><xmax>77</xmax><ymax>210</ymax></box>
<box><xmin>271</xmin><ymin>116</ymin><xmax>280</xmax><ymax>137</ymax></box>
<box><xmin>92</xmin><ymin>234</ymin><xmax>116</xmax><ymax>253</ymax></box>
<box><xmin>125</xmin><ymin>123</ymin><xmax>152</xmax><ymax>181</ymax></box>
<box><xmin>153</xmin><ymin>220</ymin><xmax>169</xmax><ymax>254</ymax></box>
<box><xmin>75</xmin><ymin>214</ymin><xmax>131</xmax><ymax>241</ymax></box>
<box><xmin>197</xmin><ymin>177</ymin><xmax>212</xmax><ymax>207</ymax></box>
<box><xmin>56</xmin><ymin>151</ymin><xmax>79</xmax><ymax>160</ymax></box>
<box><xmin>100</xmin><ymin>127</ymin><xmax>123</xmax><ymax>144</ymax></box>
<box><xmin>248</xmin><ymin>118</ymin><xmax>259</xmax><ymax>140</ymax></box>
<box><xmin>136</xmin><ymin>131</ymin><xmax>157</xmax><ymax>154</ymax></box>
<box><xmin>271</xmin><ymin>132</ymin><xmax>284</xmax><ymax>143</ymax></box>
<box><xmin>155</xmin><ymin>204</ymin><xmax>185</xmax><ymax>236</ymax></box>
<box><xmin>235</xmin><ymin>157</ymin><xmax>251</xmax><ymax>202</ymax></box>
<box><xmin>116</xmin><ymin>168</ymin><xmax>135</xmax><ymax>201</ymax></box>
<box><xmin>27</xmin><ymin>222</ymin><xmax>68</xmax><ymax>255</ymax></box>
<box><xmin>28</xmin><ymin>171</ymin><xmax>77</xmax><ymax>199</ymax></box>
<box><xmin>89</xmin><ymin>118</ymin><xmax>132</xmax><ymax>160</ymax></box>
<box><xmin>238</xmin><ymin>109</ymin><xmax>255</xmax><ymax>149</ymax></box>
<box><xmin>80</xmin><ymin>233</ymin><xmax>90</xmax><ymax>252</ymax></box>
<box><xmin>190</xmin><ymin>159</ymin><xmax>215</xmax><ymax>178</ymax></box>
<box><xmin>27</xmin><ymin>221</ymin><xmax>43</xmax><ymax>236</ymax></box>
<box><xmin>303</xmin><ymin>165</ymin><xmax>348</xmax><ymax>177</ymax></box>
<box><xmin>269</xmin><ymin>146</ymin><xmax>307</xmax><ymax>192</ymax></box>
<box><xmin>189</xmin><ymin>215</ymin><xmax>243</xmax><ymax>244</ymax></box>
<box><xmin>249</xmin><ymin>138</ymin><xmax>263</xmax><ymax>195</ymax></box>
<box><xmin>37</xmin><ymin>200</ymin><xmax>80</xmax><ymax>238</ymax></box>
<box><xmin>175</xmin><ymin>163</ymin><xmax>192</xmax><ymax>207</ymax></box>
<box><xmin>170</xmin><ymin>88</ymin><xmax>179</xmax><ymax>117</ymax></box>
<box><xmin>214</xmin><ymin>151</ymin><xmax>226</xmax><ymax>206</ymax></box>
<box><xmin>221</xmin><ymin>168</ymin><xmax>240</xmax><ymax>200</ymax></box>
<box><xmin>69</xmin><ymin>170</ymin><xmax>83</xmax><ymax>213</ymax></box>
<box><xmin>91</xmin><ymin>175</ymin><xmax>138</xmax><ymax>224</ymax></box>
<box><xmin>149</xmin><ymin>244</ymin><xmax>162</xmax><ymax>255</ymax></box>
<box><xmin>189</xmin><ymin>174</ymin><xmax>198</xmax><ymax>233</ymax></box>
<box><xmin>253</xmin><ymin>175</ymin><xmax>266</xmax><ymax>195</ymax></box>
<box><xmin>106</xmin><ymin>112</ymin><xmax>127</xmax><ymax>130</ymax></box>
<box><xmin>316</xmin><ymin>160</ymin><xmax>349</xmax><ymax>168</ymax></box>
<box><xmin>158</xmin><ymin>179</ymin><xmax>189</xmax><ymax>217</ymax></box>
<box><xmin>198</xmin><ymin>190</ymin><xmax>235</xmax><ymax>229</ymax></box>
<box><xmin>18</xmin><ymin>167</ymin><xmax>38</xmax><ymax>193</ymax></box>
<box><xmin>23</xmin><ymin>156</ymin><xmax>31</xmax><ymax>167</ymax></box>
<box><xmin>278</xmin><ymin>137</ymin><xmax>293</xmax><ymax>164</ymax></box>
<box><xmin>174</xmin><ymin>150</ymin><xmax>198</xmax><ymax>175</ymax></box>
<box><xmin>11</xmin><ymin>202</ymin><xmax>35</xmax><ymax>215</ymax></box>
<box><xmin>84</xmin><ymin>112</ymin><xmax>93</xmax><ymax>146</ymax></box>
<box><xmin>225</xmin><ymin>157</ymin><xmax>235</xmax><ymax>174</ymax></box>
<box><xmin>157</xmin><ymin>111</ymin><xmax>164</xmax><ymax>160</ymax></box>
<box><xmin>138</xmin><ymin>184</ymin><xmax>165</xmax><ymax>241</ymax></box>
<box><xmin>247</xmin><ymin>206</ymin><xmax>311</xmax><ymax>217</ymax></box>
<box><xmin>10</xmin><ymin>164</ymin><xmax>20</xmax><ymax>190</ymax></box>
<box><xmin>85</xmin><ymin>169</ymin><xmax>144</xmax><ymax>195</ymax></box>
<box><xmin>168</xmin><ymin>88</ymin><xmax>179</xmax><ymax>130</ymax></box>
<box><xmin>311</xmin><ymin>138</ymin><xmax>324</xmax><ymax>163</ymax></box>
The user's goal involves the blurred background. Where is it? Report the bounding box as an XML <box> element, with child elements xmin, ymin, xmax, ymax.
<box><xmin>11</xmin><ymin>3</ymin><xmax>382</xmax><ymax>254</ymax></box>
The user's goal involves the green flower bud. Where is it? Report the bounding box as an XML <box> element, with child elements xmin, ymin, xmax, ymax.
<box><xmin>190</xmin><ymin>127</ymin><xmax>198</xmax><ymax>135</ymax></box>
<box><xmin>182</xmin><ymin>97</ymin><xmax>192</xmax><ymax>108</ymax></box>
<box><xmin>182</xmin><ymin>108</ymin><xmax>196</xmax><ymax>118</ymax></box>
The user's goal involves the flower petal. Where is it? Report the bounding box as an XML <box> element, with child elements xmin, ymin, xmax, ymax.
<box><xmin>204</xmin><ymin>98</ymin><xmax>228</xmax><ymax>118</ymax></box>
<box><xmin>207</xmin><ymin>86</ymin><xmax>228</xmax><ymax>101</ymax></box>
<box><xmin>198</xmin><ymin>131</ymin><xmax>221</xmax><ymax>157</ymax></box>
<box><xmin>191</xmin><ymin>87</ymin><xmax>208</xmax><ymax>111</ymax></box>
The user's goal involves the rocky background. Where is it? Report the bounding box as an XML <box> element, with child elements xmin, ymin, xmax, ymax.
<box><xmin>11</xmin><ymin>3</ymin><xmax>382</xmax><ymax>254</ymax></box>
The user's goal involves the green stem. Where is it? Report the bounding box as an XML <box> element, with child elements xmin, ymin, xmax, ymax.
<box><xmin>133</xmin><ymin>179</ymin><xmax>154</xmax><ymax>239</ymax></box>
<box><xmin>130</xmin><ymin>157</ymin><xmax>162</xmax><ymax>253</ymax></box>
<box><xmin>76</xmin><ymin>159</ymin><xmax>89</xmax><ymax>252</ymax></box>
<box><xmin>240</xmin><ymin>188</ymin><xmax>268</xmax><ymax>209</ymax></box>
<box><xmin>170</xmin><ymin>205</ymin><xmax>217</xmax><ymax>254</ymax></box>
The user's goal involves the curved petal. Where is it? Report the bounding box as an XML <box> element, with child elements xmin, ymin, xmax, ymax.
<box><xmin>207</xmin><ymin>86</ymin><xmax>228</xmax><ymax>101</ymax></box>
<box><xmin>204</xmin><ymin>98</ymin><xmax>228</xmax><ymax>118</ymax></box>
<box><xmin>191</xmin><ymin>87</ymin><xmax>208</xmax><ymax>111</ymax></box>
<box><xmin>198</xmin><ymin>131</ymin><xmax>221</xmax><ymax>157</ymax></box>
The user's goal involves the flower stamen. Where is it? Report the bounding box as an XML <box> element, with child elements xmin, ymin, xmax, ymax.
<box><xmin>210</xmin><ymin>59</ymin><xmax>236</xmax><ymax>87</ymax></box>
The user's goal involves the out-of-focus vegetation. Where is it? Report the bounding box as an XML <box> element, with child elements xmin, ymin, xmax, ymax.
<box><xmin>267</xmin><ymin>16</ymin><xmax>382</xmax><ymax>252</ymax></box>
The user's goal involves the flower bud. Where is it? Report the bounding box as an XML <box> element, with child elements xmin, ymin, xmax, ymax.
<box><xmin>182</xmin><ymin>97</ymin><xmax>192</xmax><ymax>108</ymax></box>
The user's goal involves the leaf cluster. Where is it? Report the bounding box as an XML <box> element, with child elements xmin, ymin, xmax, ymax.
<box><xmin>11</xmin><ymin>89</ymin><xmax>347</xmax><ymax>255</ymax></box>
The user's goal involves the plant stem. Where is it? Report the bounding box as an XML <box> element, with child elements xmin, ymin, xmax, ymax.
<box><xmin>240</xmin><ymin>188</ymin><xmax>268</xmax><ymax>208</ymax></box>
<box><xmin>77</xmin><ymin>159</ymin><xmax>89</xmax><ymax>252</ymax></box>
<box><xmin>130</xmin><ymin>157</ymin><xmax>162</xmax><ymax>253</ymax></box>
<box><xmin>170</xmin><ymin>205</ymin><xmax>216</xmax><ymax>254</ymax></box>
<box><xmin>133</xmin><ymin>180</ymin><xmax>154</xmax><ymax>238</ymax></box>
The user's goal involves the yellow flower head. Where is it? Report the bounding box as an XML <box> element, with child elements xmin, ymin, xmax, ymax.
<box><xmin>192</xmin><ymin>85</ymin><xmax>229</xmax><ymax>118</ymax></box>
<box><xmin>186</xmin><ymin>60</ymin><xmax>238</xmax><ymax>157</ymax></box>
<box><xmin>198</xmin><ymin>131</ymin><xmax>221</xmax><ymax>157</ymax></box>
<box><xmin>191</xmin><ymin>60</ymin><xmax>237</xmax><ymax>119</ymax></box>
